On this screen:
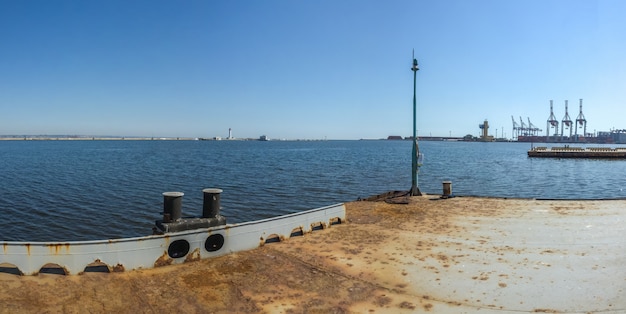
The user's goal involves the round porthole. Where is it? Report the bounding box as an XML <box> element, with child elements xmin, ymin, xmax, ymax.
<box><xmin>168</xmin><ymin>240</ymin><xmax>190</xmax><ymax>258</ymax></box>
<box><xmin>205</xmin><ymin>234</ymin><xmax>225</xmax><ymax>252</ymax></box>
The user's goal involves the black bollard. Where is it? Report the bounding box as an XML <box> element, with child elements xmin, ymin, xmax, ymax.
<box><xmin>202</xmin><ymin>188</ymin><xmax>223</xmax><ymax>218</ymax></box>
<box><xmin>163</xmin><ymin>192</ymin><xmax>184</xmax><ymax>222</ymax></box>
<box><xmin>442</xmin><ymin>181</ymin><xmax>452</xmax><ymax>198</ymax></box>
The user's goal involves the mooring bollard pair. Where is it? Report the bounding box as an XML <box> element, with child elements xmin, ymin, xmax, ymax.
<box><xmin>157</xmin><ymin>188</ymin><xmax>226</xmax><ymax>233</ymax></box>
<box><xmin>162</xmin><ymin>188</ymin><xmax>223</xmax><ymax>222</ymax></box>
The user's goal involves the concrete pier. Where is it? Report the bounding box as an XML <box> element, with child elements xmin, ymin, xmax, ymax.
<box><xmin>0</xmin><ymin>196</ymin><xmax>624</xmax><ymax>313</ymax></box>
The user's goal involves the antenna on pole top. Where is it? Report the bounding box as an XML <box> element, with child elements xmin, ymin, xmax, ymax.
<box><xmin>412</xmin><ymin>49</ymin><xmax>419</xmax><ymax>72</ymax></box>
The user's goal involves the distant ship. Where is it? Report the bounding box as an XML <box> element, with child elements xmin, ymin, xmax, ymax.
<box><xmin>259</xmin><ymin>135</ymin><xmax>269</xmax><ymax>141</ymax></box>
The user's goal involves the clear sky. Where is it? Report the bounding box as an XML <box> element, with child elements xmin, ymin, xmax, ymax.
<box><xmin>1</xmin><ymin>0</ymin><xmax>625</xmax><ymax>139</ymax></box>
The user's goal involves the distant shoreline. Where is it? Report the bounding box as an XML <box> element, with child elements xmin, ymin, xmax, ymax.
<box><xmin>0</xmin><ymin>137</ymin><xmax>198</xmax><ymax>141</ymax></box>
<box><xmin>0</xmin><ymin>136</ymin><xmax>333</xmax><ymax>141</ymax></box>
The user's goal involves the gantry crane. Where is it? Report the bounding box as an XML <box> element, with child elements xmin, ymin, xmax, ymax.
<box><xmin>575</xmin><ymin>98</ymin><xmax>587</xmax><ymax>137</ymax></box>
<box><xmin>546</xmin><ymin>100</ymin><xmax>559</xmax><ymax>139</ymax></box>
<box><xmin>527</xmin><ymin>117</ymin><xmax>542</xmax><ymax>136</ymax></box>
<box><xmin>511</xmin><ymin>116</ymin><xmax>520</xmax><ymax>139</ymax></box>
<box><xmin>561</xmin><ymin>100</ymin><xmax>573</xmax><ymax>139</ymax></box>
<box><xmin>519</xmin><ymin>116</ymin><xmax>528</xmax><ymax>136</ymax></box>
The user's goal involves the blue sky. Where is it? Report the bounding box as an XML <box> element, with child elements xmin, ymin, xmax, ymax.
<box><xmin>1</xmin><ymin>0</ymin><xmax>624</xmax><ymax>139</ymax></box>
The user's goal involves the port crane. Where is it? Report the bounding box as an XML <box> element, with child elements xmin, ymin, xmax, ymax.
<box><xmin>561</xmin><ymin>100</ymin><xmax>573</xmax><ymax>139</ymax></box>
<box><xmin>527</xmin><ymin>117</ymin><xmax>542</xmax><ymax>136</ymax></box>
<box><xmin>519</xmin><ymin>116</ymin><xmax>528</xmax><ymax>136</ymax></box>
<box><xmin>512</xmin><ymin>116</ymin><xmax>542</xmax><ymax>138</ymax></box>
<box><xmin>575</xmin><ymin>98</ymin><xmax>587</xmax><ymax>137</ymax></box>
<box><xmin>511</xmin><ymin>116</ymin><xmax>520</xmax><ymax>139</ymax></box>
<box><xmin>546</xmin><ymin>100</ymin><xmax>559</xmax><ymax>139</ymax></box>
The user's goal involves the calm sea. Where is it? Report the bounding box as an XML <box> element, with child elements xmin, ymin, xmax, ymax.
<box><xmin>1</xmin><ymin>140</ymin><xmax>626</xmax><ymax>241</ymax></box>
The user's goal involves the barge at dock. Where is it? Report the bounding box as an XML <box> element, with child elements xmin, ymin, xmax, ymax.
<box><xmin>528</xmin><ymin>146</ymin><xmax>626</xmax><ymax>158</ymax></box>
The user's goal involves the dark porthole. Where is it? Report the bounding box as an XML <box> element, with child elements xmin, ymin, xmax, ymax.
<box><xmin>311</xmin><ymin>222</ymin><xmax>324</xmax><ymax>231</ymax></box>
<box><xmin>205</xmin><ymin>234</ymin><xmax>225</xmax><ymax>252</ymax></box>
<box><xmin>83</xmin><ymin>264</ymin><xmax>110</xmax><ymax>273</ymax></box>
<box><xmin>290</xmin><ymin>227</ymin><xmax>304</xmax><ymax>237</ymax></box>
<box><xmin>39</xmin><ymin>264</ymin><xmax>66</xmax><ymax>275</ymax></box>
<box><xmin>168</xmin><ymin>240</ymin><xmax>190</xmax><ymax>258</ymax></box>
<box><xmin>0</xmin><ymin>265</ymin><xmax>22</xmax><ymax>276</ymax></box>
<box><xmin>264</xmin><ymin>234</ymin><xmax>280</xmax><ymax>244</ymax></box>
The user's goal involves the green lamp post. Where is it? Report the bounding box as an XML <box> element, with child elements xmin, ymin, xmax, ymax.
<box><xmin>410</xmin><ymin>52</ymin><xmax>422</xmax><ymax>196</ymax></box>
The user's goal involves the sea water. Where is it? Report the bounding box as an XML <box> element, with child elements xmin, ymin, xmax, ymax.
<box><xmin>1</xmin><ymin>140</ymin><xmax>626</xmax><ymax>241</ymax></box>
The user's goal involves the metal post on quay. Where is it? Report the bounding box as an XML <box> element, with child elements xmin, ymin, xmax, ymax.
<box><xmin>410</xmin><ymin>50</ymin><xmax>422</xmax><ymax>196</ymax></box>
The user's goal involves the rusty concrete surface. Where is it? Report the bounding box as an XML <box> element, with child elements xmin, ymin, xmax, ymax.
<box><xmin>0</xmin><ymin>196</ymin><xmax>624</xmax><ymax>313</ymax></box>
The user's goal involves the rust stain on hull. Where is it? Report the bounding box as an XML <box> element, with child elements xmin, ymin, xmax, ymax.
<box><xmin>46</xmin><ymin>243</ymin><xmax>71</xmax><ymax>255</ymax></box>
<box><xmin>153</xmin><ymin>252</ymin><xmax>172</xmax><ymax>268</ymax></box>
<box><xmin>184</xmin><ymin>248</ymin><xmax>201</xmax><ymax>263</ymax></box>
<box><xmin>112</xmin><ymin>264</ymin><xmax>125</xmax><ymax>273</ymax></box>
<box><xmin>0</xmin><ymin>196</ymin><xmax>624</xmax><ymax>313</ymax></box>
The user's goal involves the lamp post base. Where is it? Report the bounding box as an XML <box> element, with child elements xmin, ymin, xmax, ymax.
<box><xmin>410</xmin><ymin>185</ymin><xmax>422</xmax><ymax>196</ymax></box>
